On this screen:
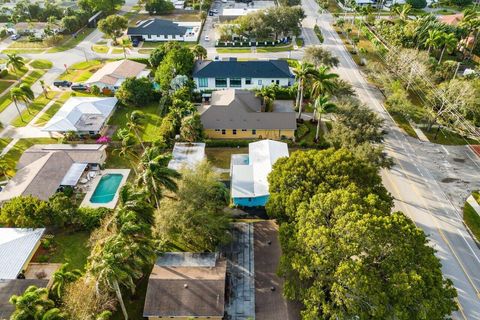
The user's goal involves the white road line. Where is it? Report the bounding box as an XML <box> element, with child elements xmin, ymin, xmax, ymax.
<box><xmin>458</xmin><ymin>228</ymin><xmax>480</xmax><ymax>265</ymax></box>
<box><xmin>442</xmin><ymin>145</ymin><xmax>450</xmax><ymax>155</ymax></box>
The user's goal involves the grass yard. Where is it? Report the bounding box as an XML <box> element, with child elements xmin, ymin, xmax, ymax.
<box><xmin>34</xmin><ymin>92</ymin><xmax>71</xmax><ymax>126</ymax></box>
<box><xmin>92</xmin><ymin>45</ymin><xmax>109</xmax><ymax>53</ymax></box>
<box><xmin>0</xmin><ymin>80</ymin><xmax>13</xmax><ymax>94</ymax></box>
<box><xmin>108</xmin><ymin>103</ymin><xmax>163</xmax><ymax>141</ymax></box>
<box><xmin>464</xmin><ymin>201</ymin><xmax>480</xmax><ymax>242</ymax></box>
<box><xmin>0</xmin><ymin>94</ymin><xmax>12</xmax><ymax>113</ymax></box>
<box><xmin>12</xmin><ymin>93</ymin><xmax>58</xmax><ymax>127</ymax></box>
<box><xmin>111</xmin><ymin>274</ymin><xmax>150</xmax><ymax>320</ymax></box>
<box><xmin>45</xmin><ymin>231</ymin><xmax>91</xmax><ymax>270</ymax></box>
<box><xmin>421</xmin><ymin>126</ymin><xmax>479</xmax><ymax>145</ymax></box>
<box><xmin>22</xmin><ymin>69</ymin><xmax>47</xmax><ymax>86</ymax></box>
<box><xmin>216</xmin><ymin>44</ymin><xmax>293</xmax><ymax>54</ymax></box>
<box><xmin>7</xmin><ymin>40</ymin><xmax>49</xmax><ymax>49</ymax></box>
<box><xmin>0</xmin><ymin>138</ymin><xmax>12</xmax><ymax>154</ymax></box>
<box><xmin>112</xmin><ymin>48</ymin><xmax>124</xmax><ymax>54</ymax></box>
<box><xmin>105</xmin><ymin>147</ymin><xmax>139</xmax><ymax>170</ymax></box>
<box><xmin>2</xmin><ymin>48</ymin><xmax>46</xmax><ymax>54</ymax></box>
<box><xmin>30</xmin><ymin>59</ymin><xmax>53</xmax><ymax>69</ymax></box>
<box><xmin>205</xmin><ymin>147</ymin><xmax>248</xmax><ymax>169</ymax></box>
<box><xmin>3</xmin><ymin>67</ymin><xmax>28</xmax><ymax>81</ymax></box>
<box><xmin>46</xmin><ymin>28</ymin><xmax>95</xmax><ymax>53</ymax></box>
<box><xmin>1</xmin><ymin>138</ymin><xmax>58</xmax><ymax>179</ymax></box>
<box><xmin>59</xmin><ymin>60</ymin><xmax>104</xmax><ymax>82</ymax></box>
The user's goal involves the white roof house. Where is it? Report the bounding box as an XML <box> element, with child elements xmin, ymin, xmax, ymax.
<box><xmin>168</xmin><ymin>143</ymin><xmax>206</xmax><ymax>170</ymax></box>
<box><xmin>42</xmin><ymin>97</ymin><xmax>117</xmax><ymax>133</ymax></box>
<box><xmin>0</xmin><ymin>228</ymin><xmax>45</xmax><ymax>279</ymax></box>
<box><xmin>85</xmin><ymin>59</ymin><xmax>149</xmax><ymax>89</ymax></box>
<box><xmin>231</xmin><ymin>140</ymin><xmax>289</xmax><ymax>199</ymax></box>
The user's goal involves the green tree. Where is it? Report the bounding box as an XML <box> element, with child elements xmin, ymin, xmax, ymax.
<box><xmin>6</xmin><ymin>53</ymin><xmax>25</xmax><ymax>76</ymax></box>
<box><xmin>51</xmin><ymin>264</ymin><xmax>82</xmax><ymax>298</ymax></box>
<box><xmin>10</xmin><ymin>87</ymin><xmax>26</xmax><ymax>122</ymax></box>
<box><xmin>405</xmin><ymin>0</ymin><xmax>425</xmax><ymax>9</ymax></box>
<box><xmin>424</xmin><ymin>29</ymin><xmax>442</xmax><ymax>54</ymax></box>
<box><xmin>156</xmin><ymin>161</ymin><xmax>230</xmax><ymax>251</ymax></box>
<box><xmin>119</xmin><ymin>38</ymin><xmax>131</xmax><ymax>59</ymax></box>
<box><xmin>180</xmin><ymin>113</ymin><xmax>204</xmax><ymax>142</ymax></box>
<box><xmin>115</xmin><ymin>77</ymin><xmax>154</xmax><ymax>107</ymax></box>
<box><xmin>149</xmin><ymin>42</ymin><xmax>181</xmax><ymax>68</ymax></box>
<box><xmin>126</xmin><ymin>110</ymin><xmax>146</xmax><ymax>150</ymax></box>
<box><xmin>292</xmin><ymin>61</ymin><xmax>315</xmax><ymax>120</ymax></box>
<box><xmin>438</xmin><ymin>32</ymin><xmax>457</xmax><ymax>64</ymax></box>
<box><xmin>61</xmin><ymin>15</ymin><xmax>81</xmax><ymax>33</ymax></box>
<box><xmin>255</xmin><ymin>84</ymin><xmax>277</xmax><ymax>112</ymax></box>
<box><xmin>0</xmin><ymin>155</ymin><xmax>10</xmax><ymax>180</ymax></box>
<box><xmin>154</xmin><ymin>46</ymin><xmax>195</xmax><ymax>90</ymax></box>
<box><xmin>303</xmin><ymin>46</ymin><xmax>339</xmax><ymax>68</ymax></box>
<box><xmin>19</xmin><ymin>83</ymin><xmax>34</xmax><ymax>114</ymax></box>
<box><xmin>145</xmin><ymin>0</ymin><xmax>174</xmax><ymax>14</ymax></box>
<box><xmin>192</xmin><ymin>44</ymin><xmax>207</xmax><ymax>60</ymax></box>
<box><xmin>312</xmin><ymin>95</ymin><xmax>336</xmax><ymax>142</ymax></box>
<box><xmin>39</xmin><ymin>80</ymin><xmax>49</xmax><ymax>98</ymax></box>
<box><xmin>0</xmin><ymin>195</ymin><xmax>52</xmax><ymax>227</ymax></box>
<box><xmin>9</xmin><ymin>286</ymin><xmax>56</xmax><ymax>319</ymax></box>
<box><xmin>310</xmin><ymin>65</ymin><xmax>339</xmax><ymax>98</ymax></box>
<box><xmin>98</xmin><ymin>15</ymin><xmax>128</xmax><ymax>45</ymax></box>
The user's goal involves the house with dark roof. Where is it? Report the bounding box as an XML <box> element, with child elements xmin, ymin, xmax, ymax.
<box><xmin>143</xmin><ymin>252</ymin><xmax>226</xmax><ymax>320</ymax></box>
<box><xmin>198</xmin><ymin>89</ymin><xmax>296</xmax><ymax>139</ymax></box>
<box><xmin>127</xmin><ymin>19</ymin><xmax>201</xmax><ymax>42</ymax></box>
<box><xmin>193</xmin><ymin>58</ymin><xmax>294</xmax><ymax>91</ymax></box>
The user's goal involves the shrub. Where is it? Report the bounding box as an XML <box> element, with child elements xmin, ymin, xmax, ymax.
<box><xmin>406</xmin><ymin>0</ymin><xmax>427</xmax><ymax>8</ymax></box>
<box><xmin>76</xmin><ymin>207</ymin><xmax>111</xmax><ymax>231</ymax></box>
<box><xmin>0</xmin><ymin>69</ymin><xmax>8</xmax><ymax>78</ymax></box>
<box><xmin>205</xmin><ymin>139</ymin><xmax>254</xmax><ymax>147</ymax></box>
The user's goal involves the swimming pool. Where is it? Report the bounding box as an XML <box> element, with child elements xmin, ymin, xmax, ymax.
<box><xmin>90</xmin><ymin>174</ymin><xmax>123</xmax><ymax>203</ymax></box>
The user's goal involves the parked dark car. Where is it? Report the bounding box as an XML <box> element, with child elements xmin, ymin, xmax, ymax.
<box><xmin>132</xmin><ymin>38</ymin><xmax>140</xmax><ymax>47</ymax></box>
<box><xmin>71</xmin><ymin>84</ymin><xmax>88</xmax><ymax>91</ymax></box>
<box><xmin>53</xmin><ymin>80</ymin><xmax>72</xmax><ymax>87</ymax></box>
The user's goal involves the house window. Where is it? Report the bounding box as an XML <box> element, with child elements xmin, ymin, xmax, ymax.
<box><xmin>215</xmin><ymin>78</ymin><xmax>227</xmax><ymax>88</ymax></box>
<box><xmin>271</xmin><ymin>80</ymin><xmax>275</xmax><ymax>83</ymax></box>
<box><xmin>233</xmin><ymin>129</ymin><xmax>237</xmax><ymax>135</ymax></box>
<box><xmin>215</xmin><ymin>129</ymin><xmax>220</xmax><ymax>132</ymax></box>
<box><xmin>230</xmin><ymin>78</ymin><xmax>241</xmax><ymax>87</ymax></box>
<box><xmin>258</xmin><ymin>80</ymin><xmax>262</xmax><ymax>85</ymax></box>
<box><xmin>242</xmin><ymin>129</ymin><xmax>247</xmax><ymax>132</ymax></box>
<box><xmin>252</xmin><ymin>129</ymin><xmax>256</xmax><ymax>135</ymax></box>
<box><xmin>276</xmin><ymin>80</ymin><xmax>280</xmax><ymax>84</ymax></box>
<box><xmin>245</xmin><ymin>78</ymin><xmax>252</xmax><ymax>85</ymax></box>
<box><xmin>222</xmin><ymin>129</ymin><xmax>226</xmax><ymax>135</ymax></box>
<box><xmin>198</xmin><ymin>78</ymin><xmax>208</xmax><ymax>87</ymax></box>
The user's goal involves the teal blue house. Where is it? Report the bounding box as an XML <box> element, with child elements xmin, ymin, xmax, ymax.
<box><xmin>230</xmin><ymin>140</ymin><xmax>289</xmax><ymax>207</ymax></box>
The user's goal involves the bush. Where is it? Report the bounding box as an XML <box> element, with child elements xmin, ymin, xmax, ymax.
<box><xmin>406</xmin><ymin>0</ymin><xmax>427</xmax><ymax>8</ymax></box>
<box><xmin>295</xmin><ymin>123</ymin><xmax>310</xmax><ymax>139</ymax></box>
<box><xmin>205</xmin><ymin>139</ymin><xmax>255</xmax><ymax>147</ymax></box>
<box><xmin>0</xmin><ymin>69</ymin><xmax>8</xmax><ymax>78</ymax></box>
<box><xmin>76</xmin><ymin>207</ymin><xmax>111</xmax><ymax>231</ymax></box>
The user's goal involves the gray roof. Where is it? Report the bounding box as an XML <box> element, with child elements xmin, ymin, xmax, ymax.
<box><xmin>198</xmin><ymin>89</ymin><xmax>297</xmax><ymax>130</ymax></box>
<box><xmin>127</xmin><ymin>19</ymin><xmax>187</xmax><ymax>36</ymax></box>
<box><xmin>0</xmin><ymin>228</ymin><xmax>45</xmax><ymax>280</ymax></box>
<box><xmin>193</xmin><ymin>59</ymin><xmax>293</xmax><ymax>78</ymax></box>
<box><xmin>0</xmin><ymin>279</ymin><xmax>50</xmax><ymax>319</ymax></box>
<box><xmin>156</xmin><ymin>252</ymin><xmax>217</xmax><ymax>267</ymax></box>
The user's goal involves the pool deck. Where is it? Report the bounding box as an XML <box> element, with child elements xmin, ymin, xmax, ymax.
<box><xmin>80</xmin><ymin>169</ymin><xmax>130</xmax><ymax>209</ymax></box>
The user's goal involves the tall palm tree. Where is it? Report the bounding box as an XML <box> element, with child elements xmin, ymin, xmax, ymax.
<box><xmin>192</xmin><ymin>44</ymin><xmax>207</xmax><ymax>60</ymax></box>
<box><xmin>19</xmin><ymin>83</ymin><xmax>34</xmax><ymax>114</ymax></box>
<box><xmin>6</xmin><ymin>53</ymin><xmax>25</xmax><ymax>76</ymax></box>
<box><xmin>126</xmin><ymin>111</ymin><xmax>145</xmax><ymax>151</ymax></box>
<box><xmin>255</xmin><ymin>85</ymin><xmax>276</xmax><ymax>112</ymax></box>
<box><xmin>39</xmin><ymin>79</ymin><xmax>49</xmax><ymax>98</ymax></box>
<box><xmin>310</xmin><ymin>66</ymin><xmax>339</xmax><ymax>99</ymax></box>
<box><xmin>424</xmin><ymin>29</ymin><xmax>443</xmax><ymax>54</ymax></box>
<box><xmin>120</xmin><ymin>38</ymin><xmax>132</xmax><ymax>59</ymax></box>
<box><xmin>0</xmin><ymin>156</ymin><xmax>10</xmax><ymax>180</ymax></box>
<box><xmin>460</xmin><ymin>8</ymin><xmax>480</xmax><ymax>57</ymax></box>
<box><xmin>438</xmin><ymin>32</ymin><xmax>458</xmax><ymax>64</ymax></box>
<box><xmin>11</xmin><ymin>87</ymin><xmax>25</xmax><ymax>122</ymax></box>
<box><xmin>293</xmin><ymin>61</ymin><xmax>315</xmax><ymax>120</ymax></box>
<box><xmin>312</xmin><ymin>95</ymin><xmax>336</xmax><ymax>142</ymax></box>
<box><xmin>393</xmin><ymin>4</ymin><xmax>411</xmax><ymax>22</ymax></box>
<box><xmin>137</xmin><ymin>147</ymin><xmax>180</xmax><ymax>208</ymax></box>
<box><xmin>9</xmin><ymin>285</ymin><xmax>55</xmax><ymax>320</ymax></box>
<box><xmin>51</xmin><ymin>263</ymin><xmax>82</xmax><ymax>298</ymax></box>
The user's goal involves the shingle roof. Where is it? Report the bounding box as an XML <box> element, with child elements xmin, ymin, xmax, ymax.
<box><xmin>85</xmin><ymin>60</ymin><xmax>147</xmax><ymax>86</ymax></box>
<box><xmin>143</xmin><ymin>253</ymin><xmax>226</xmax><ymax>318</ymax></box>
<box><xmin>193</xmin><ymin>59</ymin><xmax>293</xmax><ymax>78</ymax></box>
<box><xmin>0</xmin><ymin>228</ymin><xmax>45</xmax><ymax>280</ymax></box>
<box><xmin>198</xmin><ymin>89</ymin><xmax>296</xmax><ymax>130</ymax></box>
<box><xmin>0</xmin><ymin>279</ymin><xmax>50</xmax><ymax>319</ymax></box>
<box><xmin>127</xmin><ymin>19</ymin><xmax>188</xmax><ymax>37</ymax></box>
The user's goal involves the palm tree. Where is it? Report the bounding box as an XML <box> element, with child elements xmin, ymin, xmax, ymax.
<box><xmin>192</xmin><ymin>44</ymin><xmax>207</xmax><ymax>60</ymax></box>
<box><xmin>303</xmin><ymin>46</ymin><xmax>340</xmax><ymax>68</ymax></box>
<box><xmin>424</xmin><ymin>29</ymin><xmax>442</xmax><ymax>54</ymax></box>
<box><xmin>310</xmin><ymin>66</ymin><xmax>339</xmax><ymax>99</ymax></box>
<box><xmin>40</xmin><ymin>79</ymin><xmax>49</xmax><ymax>98</ymax></box>
<box><xmin>126</xmin><ymin>111</ymin><xmax>145</xmax><ymax>151</ymax></box>
<box><xmin>51</xmin><ymin>263</ymin><xmax>82</xmax><ymax>298</ymax></box>
<box><xmin>6</xmin><ymin>53</ymin><xmax>25</xmax><ymax>76</ymax></box>
<box><xmin>19</xmin><ymin>83</ymin><xmax>34</xmax><ymax>114</ymax></box>
<box><xmin>312</xmin><ymin>95</ymin><xmax>336</xmax><ymax>142</ymax></box>
<box><xmin>393</xmin><ymin>4</ymin><xmax>411</xmax><ymax>22</ymax></box>
<box><xmin>137</xmin><ymin>147</ymin><xmax>180</xmax><ymax>208</ymax></box>
<box><xmin>0</xmin><ymin>156</ymin><xmax>10</xmax><ymax>180</ymax></box>
<box><xmin>9</xmin><ymin>285</ymin><xmax>55</xmax><ymax>320</ymax></box>
<box><xmin>438</xmin><ymin>32</ymin><xmax>457</xmax><ymax>64</ymax></box>
<box><xmin>292</xmin><ymin>61</ymin><xmax>315</xmax><ymax>120</ymax></box>
<box><xmin>11</xmin><ymin>87</ymin><xmax>25</xmax><ymax>122</ymax></box>
<box><xmin>42</xmin><ymin>308</ymin><xmax>67</xmax><ymax>320</ymax></box>
<box><xmin>120</xmin><ymin>38</ymin><xmax>131</xmax><ymax>59</ymax></box>
<box><xmin>255</xmin><ymin>85</ymin><xmax>276</xmax><ymax>112</ymax></box>
<box><xmin>460</xmin><ymin>8</ymin><xmax>480</xmax><ymax>57</ymax></box>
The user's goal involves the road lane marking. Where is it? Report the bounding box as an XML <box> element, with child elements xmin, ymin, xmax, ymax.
<box><xmin>442</xmin><ymin>145</ymin><xmax>450</xmax><ymax>155</ymax></box>
<box><xmin>457</xmin><ymin>228</ymin><xmax>480</xmax><ymax>265</ymax></box>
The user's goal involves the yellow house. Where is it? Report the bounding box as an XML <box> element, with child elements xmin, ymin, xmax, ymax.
<box><xmin>198</xmin><ymin>89</ymin><xmax>296</xmax><ymax>140</ymax></box>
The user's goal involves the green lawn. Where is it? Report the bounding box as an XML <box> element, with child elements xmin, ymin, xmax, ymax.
<box><xmin>46</xmin><ymin>28</ymin><xmax>95</xmax><ymax>53</ymax></box>
<box><xmin>421</xmin><ymin>126</ymin><xmax>479</xmax><ymax>145</ymax></box>
<box><xmin>7</xmin><ymin>40</ymin><xmax>49</xmax><ymax>49</ymax></box>
<box><xmin>92</xmin><ymin>45</ymin><xmax>109</xmax><ymax>53</ymax></box>
<box><xmin>34</xmin><ymin>92</ymin><xmax>71</xmax><ymax>126</ymax></box>
<box><xmin>1</xmin><ymin>138</ymin><xmax>58</xmax><ymax>179</ymax></box>
<box><xmin>45</xmin><ymin>231</ymin><xmax>91</xmax><ymax>270</ymax></box>
<box><xmin>0</xmin><ymin>68</ymin><xmax>41</xmax><ymax>113</ymax></box>
<box><xmin>0</xmin><ymin>138</ymin><xmax>12</xmax><ymax>154</ymax></box>
<box><xmin>22</xmin><ymin>69</ymin><xmax>47</xmax><ymax>86</ymax></box>
<box><xmin>0</xmin><ymin>94</ymin><xmax>12</xmax><ymax>113</ymax></box>
<box><xmin>2</xmin><ymin>48</ymin><xmax>46</xmax><ymax>54</ymax></box>
<box><xmin>112</xmin><ymin>48</ymin><xmax>124</xmax><ymax>54</ymax></box>
<box><xmin>464</xmin><ymin>202</ymin><xmax>480</xmax><ymax>242</ymax></box>
<box><xmin>12</xmin><ymin>94</ymin><xmax>56</xmax><ymax>127</ymax></box>
<box><xmin>108</xmin><ymin>103</ymin><xmax>163</xmax><ymax>141</ymax></box>
<box><xmin>0</xmin><ymin>80</ymin><xmax>13</xmax><ymax>94</ymax></box>
<box><xmin>105</xmin><ymin>146</ymin><xmax>139</xmax><ymax>170</ymax></box>
<box><xmin>59</xmin><ymin>60</ymin><xmax>104</xmax><ymax>83</ymax></box>
<box><xmin>30</xmin><ymin>59</ymin><xmax>53</xmax><ymax>69</ymax></box>
<box><xmin>3</xmin><ymin>67</ymin><xmax>28</xmax><ymax>81</ymax></box>
<box><xmin>111</xmin><ymin>274</ymin><xmax>150</xmax><ymax>320</ymax></box>
<box><xmin>205</xmin><ymin>147</ymin><xmax>248</xmax><ymax>169</ymax></box>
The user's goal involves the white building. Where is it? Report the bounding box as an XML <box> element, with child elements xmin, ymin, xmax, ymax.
<box><xmin>42</xmin><ymin>97</ymin><xmax>117</xmax><ymax>134</ymax></box>
<box><xmin>192</xmin><ymin>58</ymin><xmax>294</xmax><ymax>91</ymax></box>
<box><xmin>127</xmin><ymin>19</ymin><xmax>201</xmax><ymax>42</ymax></box>
<box><xmin>85</xmin><ymin>59</ymin><xmax>149</xmax><ymax>91</ymax></box>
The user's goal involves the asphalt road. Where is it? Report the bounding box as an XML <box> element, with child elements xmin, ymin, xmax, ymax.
<box><xmin>300</xmin><ymin>0</ymin><xmax>480</xmax><ymax>317</ymax></box>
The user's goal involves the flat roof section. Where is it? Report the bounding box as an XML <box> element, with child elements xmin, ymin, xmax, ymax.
<box><xmin>254</xmin><ymin>220</ymin><xmax>302</xmax><ymax>320</ymax></box>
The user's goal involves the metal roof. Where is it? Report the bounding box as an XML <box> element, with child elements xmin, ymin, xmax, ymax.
<box><xmin>60</xmin><ymin>163</ymin><xmax>88</xmax><ymax>186</ymax></box>
<box><xmin>0</xmin><ymin>228</ymin><xmax>45</xmax><ymax>280</ymax></box>
<box><xmin>193</xmin><ymin>59</ymin><xmax>293</xmax><ymax>78</ymax></box>
<box><xmin>127</xmin><ymin>19</ymin><xmax>188</xmax><ymax>36</ymax></box>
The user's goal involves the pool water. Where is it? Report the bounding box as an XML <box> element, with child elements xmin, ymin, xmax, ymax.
<box><xmin>90</xmin><ymin>174</ymin><xmax>123</xmax><ymax>204</ymax></box>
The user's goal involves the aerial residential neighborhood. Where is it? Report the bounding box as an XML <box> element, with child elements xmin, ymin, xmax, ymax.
<box><xmin>0</xmin><ymin>0</ymin><xmax>480</xmax><ymax>318</ymax></box>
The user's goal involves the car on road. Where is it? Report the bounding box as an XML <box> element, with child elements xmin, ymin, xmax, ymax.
<box><xmin>71</xmin><ymin>84</ymin><xmax>88</xmax><ymax>91</ymax></box>
<box><xmin>205</xmin><ymin>35</ymin><xmax>210</xmax><ymax>41</ymax></box>
<box><xmin>10</xmin><ymin>34</ymin><xmax>21</xmax><ymax>40</ymax></box>
<box><xmin>53</xmin><ymin>80</ymin><xmax>72</xmax><ymax>88</ymax></box>
<box><xmin>132</xmin><ymin>38</ymin><xmax>140</xmax><ymax>47</ymax></box>
<box><xmin>221</xmin><ymin>0</ymin><xmax>227</xmax><ymax>2</ymax></box>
